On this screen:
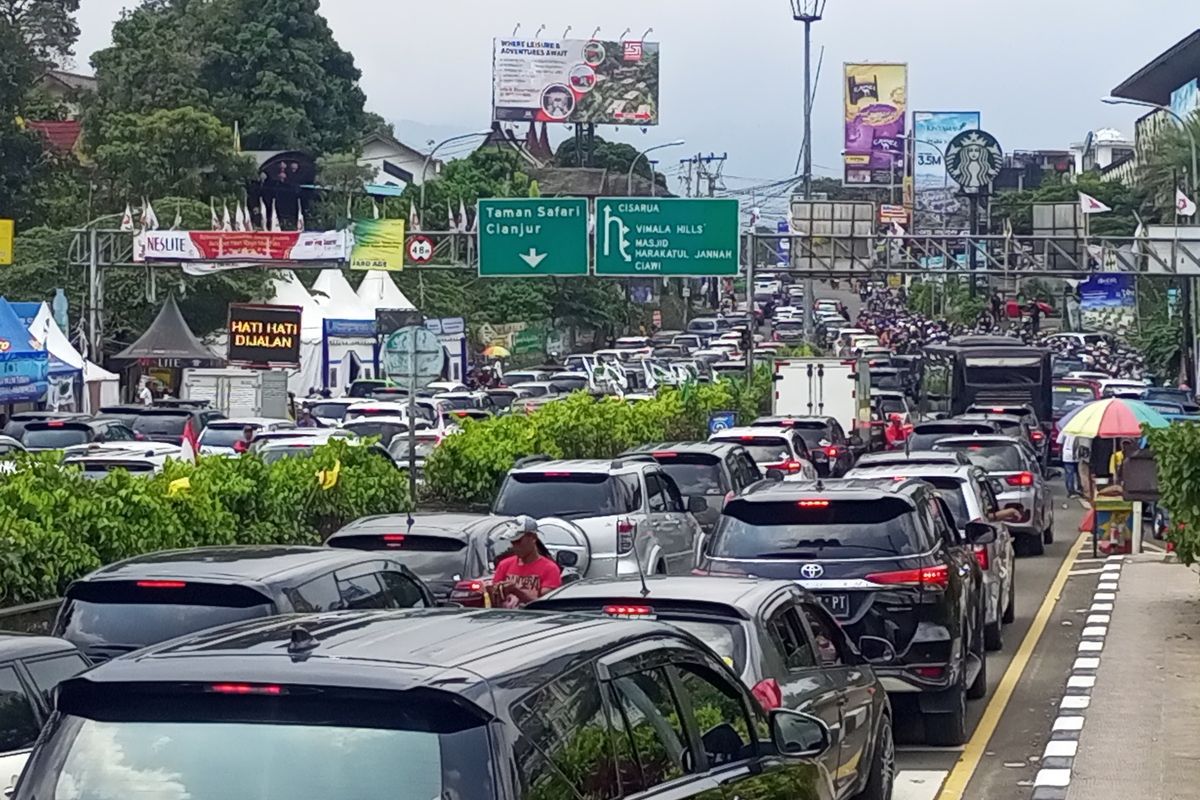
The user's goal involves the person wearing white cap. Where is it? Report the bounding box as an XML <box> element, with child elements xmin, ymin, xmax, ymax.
<box><xmin>491</xmin><ymin>515</ymin><xmax>563</xmax><ymax>608</ymax></box>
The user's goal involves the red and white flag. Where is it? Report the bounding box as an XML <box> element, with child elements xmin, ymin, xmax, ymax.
<box><xmin>120</xmin><ymin>203</ymin><xmax>134</xmax><ymax>231</ymax></box>
<box><xmin>1079</xmin><ymin>192</ymin><xmax>1111</xmax><ymax>214</ymax></box>
<box><xmin>179</xmin><ymin>418</ymin><xmax>200</xmax><ymax>464</ymax></box>
<box><xmin>1176</xmin><ymin>188</ymin><xmax>1197</xmax><ymax>217</ymax></box>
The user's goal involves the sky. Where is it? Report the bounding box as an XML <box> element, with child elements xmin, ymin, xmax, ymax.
<box><xmin>74</xmin><ymin>0</ymin><xmax>1194</xmax><ymax>208</ymax></box>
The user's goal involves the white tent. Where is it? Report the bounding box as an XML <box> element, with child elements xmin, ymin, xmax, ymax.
<box><xmin>311</xmin><ymin>269</ymin><xmax>362</xmax><ymax>310</ymax></box>
<box><xmin>26</xmin><ymin>303</ymin><xmax>116</xmax><ymax>413</ymax></box>
<box><xmin>356</xmin><ymin>270</ymin><xmax>416</xmax><ymax>312</ymax></box>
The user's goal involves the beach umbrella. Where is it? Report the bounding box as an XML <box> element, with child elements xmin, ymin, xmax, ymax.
<box><xmin>1060</xmin><ymin>397</ymin><xmax>1169</xmax><ymax>438</ymax></box>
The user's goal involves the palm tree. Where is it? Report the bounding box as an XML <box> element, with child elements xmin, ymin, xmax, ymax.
<box><xmin>1138</xmin><ymin>111</ymin><xmax>1200</xmax><ymax>222</ymax></box>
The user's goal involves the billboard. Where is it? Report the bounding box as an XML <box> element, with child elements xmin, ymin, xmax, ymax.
<box><xmin>492</xmin><ymin>38</ymin><xmax>660</xmax><ymax>125</ymax></box>
<box><xmin>913</xmin><ymin>111</ymin><xmax>981</xmax><ymax>234</ymax></box>
<box><xmin>843</xmin><ymin>63</ymin><xmax>907</xmax><ymax>186</ymax></box>
<box><xmin>350</xmin><ymin>219</ymin><xmax>406</xmax><ymax>271</ymax></box>
<box><xmin>227</xmin><ymin>304</ymin><xmax>302</xmax><ymax>366</ymax></box>
<box><xmin>1079</xmin><ymin>274</ymin><xmax>1137</xmax><ymax>335</ymax></box>
<box><xmin>135</xmin><ymin>231</ymin><xmax>349</xmax><ymax>263</ymax></box>
<box><xmin>1171</xmin><ymin>79</ymin><xmax>1199</xmax><ymax>121</ymax></box>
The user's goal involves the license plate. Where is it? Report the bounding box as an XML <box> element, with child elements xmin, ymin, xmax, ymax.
<box><xmin>818</xmin><ymin>593</ymin><xmax>851</xmax><ymax>618</ymax></box>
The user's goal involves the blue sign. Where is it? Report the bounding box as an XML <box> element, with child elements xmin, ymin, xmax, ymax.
<box><xmin>1079</xmin><ymin>274</ymin><xmax>1136</xmax><ymax>333</ymax></box>
<box><xmin>323</xmin><ymin>319</ymin><xmax>376</xmax><ymax>338</ymax></box>
<box><xmin>776</xmin><ymin>220</ymin><xmax>790</xmax><ymax>266</ymax></box>
<box><xmin>708</xmin><ymin>411</ymin><xmax>737</xmax><ymax>435</ymax></box>
<box><xmin>0</xmin><ymin>353</ymin><xmax>49</xmax><ymax>403</ymax></box>
<box><xmin>913</xmin><ymin>111</ymin><xmax>981</xmax><ymax>234</ymax></box>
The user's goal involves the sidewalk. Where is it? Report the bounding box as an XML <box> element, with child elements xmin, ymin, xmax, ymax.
<box><xmin>1065</xmin><ymin>556</ymin><xmax>1200</xmax><ymax>800</ymax></box>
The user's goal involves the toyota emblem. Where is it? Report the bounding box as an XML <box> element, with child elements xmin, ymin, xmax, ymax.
<box><xmin>799</xmin><ymin>563</ymin><xmax>824</xmax><ymax>579</ymax></box>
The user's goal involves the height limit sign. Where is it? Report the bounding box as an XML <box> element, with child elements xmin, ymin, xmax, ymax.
<box><xmin>594</xmin><ymin>198</ymin><xmax>740</xmax><ymax>277</ymax></box>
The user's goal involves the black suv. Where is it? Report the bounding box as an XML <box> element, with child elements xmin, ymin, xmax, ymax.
<box><xmin>19</xmin><ymin>419</ymin><xmax>138</xmax><ymax>451</ymax></box>
<box><xmin>53</xmin><ymin>546</ymin><xmax>434</xmax><ymax>662</ymax></box>
<box><xmin>17</xmin><ymin>610</ymin><xmax>839</xmax><ymax>800</ymax></box>
<box><xmin>99</xmin><ymin>405</ymin><xmax>226</xmax><ymax>445</ymax></box>
<box><xmin>621</xmin><ymin>442</ymin><xmax>764</xmax><ymax>533</ymax></box>
<box><xmin>695</xmin><ymin>478</ymin><xmax>992</xmax><ymax>745</ymax></box>
<box><xmin>751</xmin><ymin>416</ymin><xmax>860</xmax><ymax>476</ymax></box>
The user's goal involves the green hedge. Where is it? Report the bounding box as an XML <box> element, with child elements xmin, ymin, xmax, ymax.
<box><xmin>1145</xmin><ymin>422</ymin><xmax>1200</xmax><ymax>564</ymax></box>
<box><xmin>424</xmin><ymin>371</ymin><xmax>772</xmax><ymax>507</ymax></box>
<box><xmin>0</xmin><ymin>441</ymin><xmax>411</xmax><ymax>606</ymax></box>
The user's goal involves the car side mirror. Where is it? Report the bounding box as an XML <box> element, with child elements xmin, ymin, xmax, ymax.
<box><xmin>764</xmin><ymin>468</ymin><xmax>785</xmax><ymax>482</ymax></box>
<box><xmin>858</xmin><ymin>635</ymin><xmax>896</xmax><ymax>665</ymax></box>
<box><xmin>770</xmin><ymin>709</ymin><xmax>831</xmax><ymax>758</ymax></box>
<box><xmin>688</xmin><ymin>496</ymin><xmax>708</xmax><ymax>514</ymax></box>
<box><xmin>555</xmin><ymin>550</ymin><xmax>579</xmax><ymax>568</ymax></box>
<box><xmin>966</xmin><ymin>520</ymin><xmax>998</xmax><ymax>545</ymax></box>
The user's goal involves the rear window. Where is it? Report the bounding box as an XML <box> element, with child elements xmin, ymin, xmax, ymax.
<box><xmin>651</xmin><ymin>452</ymin><xmax>728</xmax><ymax>495</ymax></box>
<box><xmin>329</xmin><ymin>532</ymin><xmax>472</xmax><ymax>589</ymax></box>
<box><xmin>488</xmin><ymin>391</ymin><xmax>518</xmax><ymax>409</ymax></box>
<box><xmin>494</xmin><ymin>472</ymin><xmax>637</xmax><ymax>518</ymax></box>
<box><xmin>711</xmin><ymin>498</ymin><xmax>930</xmax><ymax>558</ymax></box>
<box><xmin>17</xmin><ymin>695</ymin><xmax>492</xmax><ymax>800</ymax></box>
<box><xmin>874</xmin><ymin>396</ymin><xmax>907</xmax><ymax>415</ymax></box>
<box><xmin>342</xmin><ymin>422</ymin><xmax>407</xmax><ymax>443</ymax></box>
<box><xmin>261</xmin><ymin>445</ymin><xmax>317</xmax><ymax>465</ymax></box>
<box><xmin>784</xmin><ymin>424</ymin><xmax>832</xmax><ymax>447</ymax></box>
<box><xmin>58</xmin><ymin>581</ymin><xmax>274</xmax><ymax>655</ymax></box>
<box><xmin>712</xmin><ymin>436</ymin><xmax>790</xmax><ymax>465</ymax></box>
<box><xmin>132</xmin><ymin>414</ymin><xmax>188</xmax><ymax>437</ymax></box>
<box><xmin>308</xmin><ymin>402</ymin><xmax>349</xmax><ymax>421</ymax></box>
<box><xmin>935</xmin><ymin>442</ymin><xmax>1025</xmax><ymax>472</ymax></box>
<box><xmin>22</xmin><ymin>426</ymin><xmax>92</xmax><ymax>448</ymax></box>
<box><xmin>72</xmin><ymin>461</ymin><xmax>157</xmax><ymax>479</ymax></box>
<box><xmin>1054</xmin><ymin>385</ymin><xmax>1093</xmax><ymax>412</ymax></box>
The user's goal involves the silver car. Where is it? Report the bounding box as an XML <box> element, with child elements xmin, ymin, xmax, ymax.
<box><xmin>934</xmin><ymin>434</ymin><xmax>1053</xmax><ymax>556</ymax></box>
<box><xmin>491</xmin><ymin>456</ymin><xmax>707</xmax><ymax>577</ymax></box>
<box><xmin>846</xmin><ymin>462</ymin><xmax>1017</xmax><ymax>651</ymax></box>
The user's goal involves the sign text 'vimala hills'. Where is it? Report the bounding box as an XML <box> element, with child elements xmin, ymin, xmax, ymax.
<box><xmin>227</xmin><ymin>304</ymin><xmax>303</xmax><ymax>366</ymax></box>
<box><xmin>594</xmin><ymin>198</ymin><xmax>740</xmax><ymax>277</ymax></box>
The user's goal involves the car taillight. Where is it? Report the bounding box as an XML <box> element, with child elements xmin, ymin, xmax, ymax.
<box><xmin>209</xmin><ymin>683</ymin><xmax>283</xmax><ymax>696</ymax></box>
<box><xmin>796</xmin><ymin>499</ymin><xmax>829</xmax><ymax>508</ymax></box>
<box><xmin>603</xmin><ymin>604</ymin><xmax>654</xmax><ymax>617</ymax></box>
<box><xmin>1030</xmin><ymin>430</ymin><xmax>1045</xmax><ymax>442</ymax></box>
<box><xmin>752</xmin><ymin>678</ymin><xmax>782</xmax><ymax>710</ymax></box>
<box><xmin>974</xmin><ymin>545</ymin><xmax>990</xmax><ymax>570</ymax></box>
<box><xmin>136</xmin><ymin>580</ymin><xmax>186</xmax><ymax>589</ymax></box>
<box><xmin>617</xmin><ymin>518</ymin><xmax>635</xmax><ymax>554</ymax></box>
<box><xmin>866</xmin><ymin>565</ymin><xmax>949</xmax><ymax>590</ymax></box>
<box><xmin>913</xmin><ymin>666</ymin><xmax>945</xmax><ymax>679</ymax></box>
<box><xmin>1006</xmin><ymin>472</ymin><xmax>1034</xmax><ymax>487</ymax></box>
<box><xmin>381</xmin><ymin>534</ymin><xmax>405</xmax><ymax>548</ymax></box>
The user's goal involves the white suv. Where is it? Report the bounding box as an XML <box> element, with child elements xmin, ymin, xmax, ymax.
<box><xmin>491</xmin><ymin>456</ymin><xmax>707</xmax><ymax>577</ymax></box>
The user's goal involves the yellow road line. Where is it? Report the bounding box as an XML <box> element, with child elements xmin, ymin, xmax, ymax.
<box><xmin>935</xmin><ymin>530</ymin><xmax>1089</xmax><ymax>800</ymax></box>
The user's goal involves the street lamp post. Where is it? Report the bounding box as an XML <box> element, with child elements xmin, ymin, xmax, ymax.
<box><xmin>790</xmin><ymin>0</ymin><xmax>827</xmax><ymax>339</ymax></box>
<box><xmin>419</xmin><ymin>131</ymin><xmax>491</xmax><ymax>224</ymax></box>
<box><xmin>1102</xmin><ymin>96</ymin><xmax>1198</xmax><ymax>197</ymax></box>
<box><xmin>628</xmin><ymin>140</ymin><xmax>686</xmax><ymax>196</ymax></box>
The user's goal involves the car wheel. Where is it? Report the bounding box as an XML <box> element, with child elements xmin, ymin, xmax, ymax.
<box><xmin>852</xmin><ymin>714</ymin><xmax>894</xmax><ymax>800</ymax></box>
<box><xmin>984</xmin><ymin>618</ymin><xmax>1004</xmax><ymax>652</ymax></box>
<box><xmin>1043</xmin><ymin>524</ymin><xmax>1054</xmax><ymax>545</ymax></box>
<box><xmin>1002</xmin><ymin>576</ymin><xmax>1016</xmax><ymax>625</ymax></box>
<box><xmin>1015</xmin><ymin>533</ymin><xmax>1045</xmax><ymax>557</ymax></box>
<box><xmin>924</xmin><ymin>677</ymin><xmax>968</xmax><ymax>746</ymax></box>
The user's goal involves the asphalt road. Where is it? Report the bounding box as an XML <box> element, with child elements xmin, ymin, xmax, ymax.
<box><xmin>891</xmin><ymin>485</ymin><xmax>1093</xmax><ymax>800</ymax></box>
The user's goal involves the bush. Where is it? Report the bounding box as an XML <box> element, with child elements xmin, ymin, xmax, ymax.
<box><xmin>0</xmin><ymin>441</ymin><xmax>411</xmax><ymax>606</ymax></box>
<box><xmin>1145</xmin><ymin>422</ymin><xmax>1200</xmax><ymax>564</ymax></box>
<box><xmin>425</xmin><ymin>373</ymin><xmax>772</xmax><ymax>507</ymax></box>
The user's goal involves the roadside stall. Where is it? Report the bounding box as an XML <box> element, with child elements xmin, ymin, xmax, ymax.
<box><xmin>0</xmin><ymin>297</ymin><xmax>49</xmax><ymax>413</ymax></box>
<box><xmin>112</xmin><ymin>295</ymin><xmax>224</xmax><ymax>399</ymax></box>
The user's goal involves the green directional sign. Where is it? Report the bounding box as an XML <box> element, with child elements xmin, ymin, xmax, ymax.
<box><xmin>477</xmin><ymin>198</ymin><xmax>589</xmax><ymax>277</ymax></box>
<box><xmin>594</xmin><ymin>197</ymin><xmax>740</xmax><ymax>277</ymax></box>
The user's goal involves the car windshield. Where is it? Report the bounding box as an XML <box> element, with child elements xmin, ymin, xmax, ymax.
<box><xmin>18</xmin><ymin>710</ymin><xmax>491</xmax><ymax>800</ymax></box>
<box><xmin>711</xmin><ymin>498</ymin><xmax>928</xmax><ymax>559</ymax></box>
<box><xmin>935</xmin><ymin>442</ymin><xmax>1025</xmax><ymax>472</ymax></box>
<box><xmin>653</xmin><ymin>453</ymin><xmax>728</xmax><ymax>495</ymax></box>
<box><xmin>713</xmin><ymin>437</ymin><xmax>789</xmax><ymax>464</ymax></box>
<box><xmin>784</xmin><ymin>425</ymin><xmax>832</xmax><ymax>447</ymax></box>
<box><xmin>59</xmin><ymin>583</ymin><xmax>274</xmax><ymax>651</ymax></box>
<box><xmin>1054</xmin><ymin>385</ymin><xmax>1094</xmax><ymax>412</ymax></box>
<box><xmin>22</xmin><ymin>427</ymin><xmax>91</xmax><ymax>448</ymax></box>
<box><xmin>308</xmin><ymin>402</ymin><xmax>349</xmax><ymax>420</ymax></box>
<box><xmin>493</xmin><ymin>472</ymin><xmax>633</xmax><ymax>518</ymax></box>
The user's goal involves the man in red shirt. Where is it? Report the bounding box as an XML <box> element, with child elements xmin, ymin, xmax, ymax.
<box><xmin>491</xmin><ymin>516</ymin><xmax>563</xmax><ymax>608</ymax></box>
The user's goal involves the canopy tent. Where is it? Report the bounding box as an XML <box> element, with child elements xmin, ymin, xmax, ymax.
<box><xmin>113</xmin><ymin>294</ymin><xmax>224</xmax><ymax>367</ymax></box>
<box><xmin>311</xmin><ymin>268</ymin><xmax>362</xmax><ymax>310</ymax></box>
<box><xmin>28</xmin><ymin>303</ymin><xmax>84</xmax><ymax>375</ymax></box>
<box><xmin>0</xmin><ymin>297</ymin><xmax>49</xmax><ymax>404</ymax></box>
<box><xmin>267</xmin><ymin>270</ymin><xmax>324</xmax><ymax>336</ymax></box>
<box><xmin>83</xmin><ymin>360</ymin><xmax>120</xmax><ymax>412</ymax></box>
<box><xmin>356</xmin><ymin>270</ymin><xmax>416</xmax><ymax>312</ymax></box>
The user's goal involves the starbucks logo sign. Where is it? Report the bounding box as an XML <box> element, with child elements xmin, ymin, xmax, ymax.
<box><xmin>945</xmin><ymin>129</ymin><xmax>1003</xmax><ymax>193</ymax></box>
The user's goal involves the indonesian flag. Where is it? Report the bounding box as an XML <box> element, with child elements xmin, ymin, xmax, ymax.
<box><xmin>1079</xmin><ymin>192</ymin><xmax>1111</xmax><ymax>214</ymax></box>
<box><xmin>1177</xmin><ymin>188</ymin><xmax>1197</xmax><ymax>217</ymax></box>
<box><xmin>120</xmin><ymin>203</ymin><xmax>134</xmax><ymax>231</ymax></box>
<box><xmin>748</xmin><ymin>206</ymin><xmax>761</xmax><ymax>228</ymax></box>
<box><xmin>179</xmin><ymin>418</ymin><xmax>200</xmax><ymax>464</ymax></box>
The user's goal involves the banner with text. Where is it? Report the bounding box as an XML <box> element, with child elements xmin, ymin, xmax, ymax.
<box><xmin>1079</xmin><ymin>273</ymin><xmax>1137</xmax><ymax>335</ymax></box>
<box><xmin>227</xmin><ymin>304</ymin><xmax>302</xmax><ymax>366</ymax></box>
<box><xmin>493</xmin><ymin>38</ymin><xmax>660</xmax><ymax>125</ymax></box>
<box><xmin>913</xmin><ymin>111</ymin><xmax>981</xmax><ymax>234</ymax></box>
<box><xmin>135</xmin><ymin>231</ymin><xmax>349</xmax><ymax>263</ymax></box>
<box><xmin>843</xmin><ymin>63</ymin><xmax>907</xmax><ymax>186</ymax></box>
<box><xmin>350</xmin><ymin>219</ymin><xmax>406</xmax><ymax>271</ymax></box>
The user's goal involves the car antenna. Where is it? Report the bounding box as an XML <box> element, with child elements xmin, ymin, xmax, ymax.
<box><xmin>287</xmin><ymin>625</ymin><xmax>319</xmax><ymax>659</ymax></box>
<box><xmin>631</xmin><ymin>525</ymin><xmax>652</xmax><ymax>598</ymax></box>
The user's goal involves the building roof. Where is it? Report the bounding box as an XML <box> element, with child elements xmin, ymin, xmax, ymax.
<box><xmin>27</xmin><ymin>120</ymin><xmax>82</xmax><ymax>154</ymax></box>
<box><xmin>1111</xmin><ymin>29</ymin><xmax>1200</xmax><ymax>105</ymax></box>
<box><xmin>39</xmin><ymin>69</ymin><xmax>97</xmax><ymax>93</ymax></box>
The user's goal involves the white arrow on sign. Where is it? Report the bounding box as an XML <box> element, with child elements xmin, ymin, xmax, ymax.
<box><xmin>519</xmin><ymin>248</ymin><xmax>547</xmax><ymax>268</ymax></box>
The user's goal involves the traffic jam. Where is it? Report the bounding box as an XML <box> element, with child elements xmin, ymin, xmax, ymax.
<box><xmin>1</xmin><ymin>283</ymin><xmax>1140</xmax><ymax>800</ymax></box>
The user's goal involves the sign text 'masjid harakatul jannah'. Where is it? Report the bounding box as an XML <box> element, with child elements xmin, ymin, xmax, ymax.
<box><xmin>227</xmin><ymin>304</ymin><xmax>302</xmax><ymax>366</ymax></box>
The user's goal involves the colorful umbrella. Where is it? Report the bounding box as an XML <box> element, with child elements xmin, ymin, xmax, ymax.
<box><xmin>1059</xmin><ymin>397</ymin><xmax>1169</xmax><ymax>438</ymax></box>
<box><xmin>483</xmin><ymin>344</ymin><xmax>511</xmax><ymax>358</ymax></box>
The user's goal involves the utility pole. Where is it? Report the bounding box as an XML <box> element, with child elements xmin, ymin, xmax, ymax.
<box><xmin>681</xmin><ymin>153</ymin><xmax>729</xmax><ymax>308</ymax></box>
<box><xmin>790</xmin><ymin>0</ymin><xmax>826</xmax><ymax>341</ymax></box>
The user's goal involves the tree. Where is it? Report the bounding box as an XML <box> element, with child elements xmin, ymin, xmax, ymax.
<box><xmin>1139</xmin><ymin>112</ymin><xmax>1200</xmax><ymax>222</ymax></box>
<box><xmin>553</xmin><ymin>135</ymin><xmax>667</xmax><ymax>191</ymax></box>
<box><xmin>91</xmin><ymin>106</ymin><xmax>254</xmax><ymax>199</ymax></box>
<box><xmin>991</xmin><ymin>173</ymin><xmax>1146</xmax><ymax>237</ymax></box>
<box><xmin>88</xmin><ymin>0</ymin><xmax>365</xmax><ymax>157</ymax></box>
<box><xmin>0</xmin><ymin>0</ymin><xmax>80</xmax><ymax>65</ymax></box>
<box><xmin>0</xmin><ymin>18</ymin><xmax>46</xmax><ymax>225</ymax></box>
